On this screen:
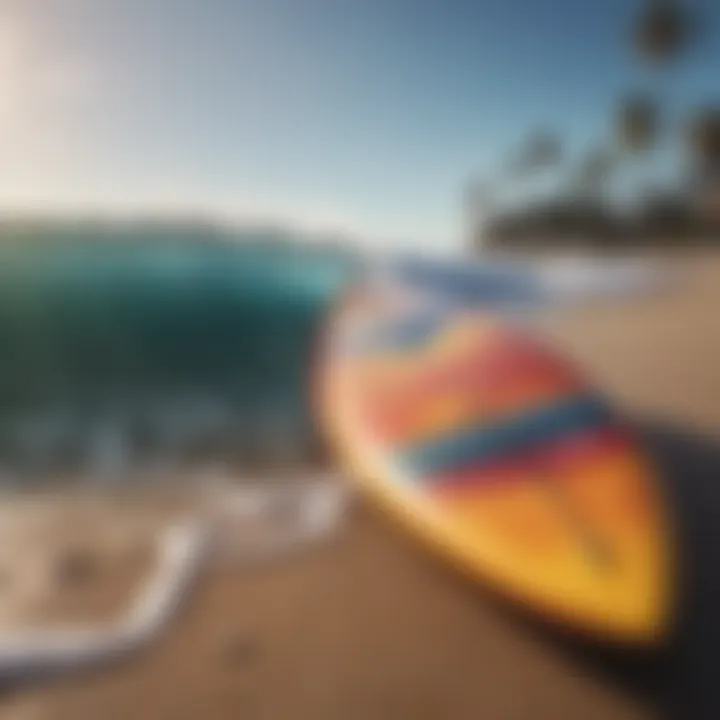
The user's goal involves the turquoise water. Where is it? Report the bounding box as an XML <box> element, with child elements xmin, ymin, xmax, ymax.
<box><xmin>0</xmin><ymin>236</ymin><xmax>359</xmax><ymax>472</ymax></box>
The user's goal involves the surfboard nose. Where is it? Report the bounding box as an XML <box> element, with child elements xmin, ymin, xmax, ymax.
<box><xmin>432</xmin><ymin>454</ymin><xmax>672</xmax><ymax>643</ymax></box>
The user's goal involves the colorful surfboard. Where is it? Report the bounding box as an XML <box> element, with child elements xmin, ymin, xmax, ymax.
<box><xmin>318</xmin><ymin>283</ymin><xmax>672</xmax><ymax>643</ymax></box>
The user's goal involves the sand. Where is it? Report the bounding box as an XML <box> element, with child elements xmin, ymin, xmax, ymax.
<box><xmin>0</xmin><ymin>252</ymin><xmax>718</xmax><ymax>720</ymax></box>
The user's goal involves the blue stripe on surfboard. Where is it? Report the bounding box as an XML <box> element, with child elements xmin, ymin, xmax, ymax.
<box><xmin>396</xmin><ymin>395</ymin><xmax>611</xmax><ymax>479</ymax></box>
<box><xmin>346</xmin><ymin>308</ymin><xmax>450</xmax><ymax>356</ymax></box>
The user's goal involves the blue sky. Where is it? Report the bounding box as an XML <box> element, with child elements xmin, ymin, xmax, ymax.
<box><xmin>0</xmin><ymin>0</ymin><xmax>718</xmax><ymax>251</ymax></box>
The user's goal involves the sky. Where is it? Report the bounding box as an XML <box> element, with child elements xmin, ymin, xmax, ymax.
<box><xmin>0</xmin><ymin>0</ymin><xmax>718</xmax><ymax>252</ymax></box>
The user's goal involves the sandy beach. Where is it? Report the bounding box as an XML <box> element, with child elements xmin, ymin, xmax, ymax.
<box><xmin>0</xmin><ymin>252</ymin><xmax>718</xmax><ymax>720</ymax></box>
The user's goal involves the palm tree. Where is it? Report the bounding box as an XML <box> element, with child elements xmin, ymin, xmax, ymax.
<box><xmin>686</xmin><ymin>108</ymin><xmax>720</xmax><ymax>215</ymax></box>
<box><xmin>626</xmin><ymin>0</ymin><xmax>696</xmax><ymax>201</ymax></box>
<box><xmin>616</xmin><ymin>93</ymin><xmax>660</xmax><ymax>154</ymax></box>
<box><xmin>498</xmin><ymin>130</ymin><xmax>563</xmax><ymax>221</ymax></box>
<box><xmin>465</xmin><ymin>130</ymin><xmax>562</xmax><ymax>252</ymax></box>
<box><xmin>633</xmin><ymin>0</ymin><xmax>692</xmax><ymax>68</ymax></box>
<box><xmin>611</xmin><ymin>91</ymin><xmax>663</xmax><ymax>214</ymax></box>
<box><xmin>512</xmin><ymin>131</ymin><xmax>563</xmax><ymax>177</ymax></box>
<box><xmin>688</xmin><ymin>109</ymin><xmax>720</xmax><ymax>168</ymax></box>
<box><xmin>575</xmin><ymin>148</ymin><xmax>616</xmax><ymax>201</ymax></box>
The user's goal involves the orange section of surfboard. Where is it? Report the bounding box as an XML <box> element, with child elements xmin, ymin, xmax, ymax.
<box><xmin>317</xmin><ymin>287</ymin><xmax>673</xmax><ymax>643</ymax></box>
